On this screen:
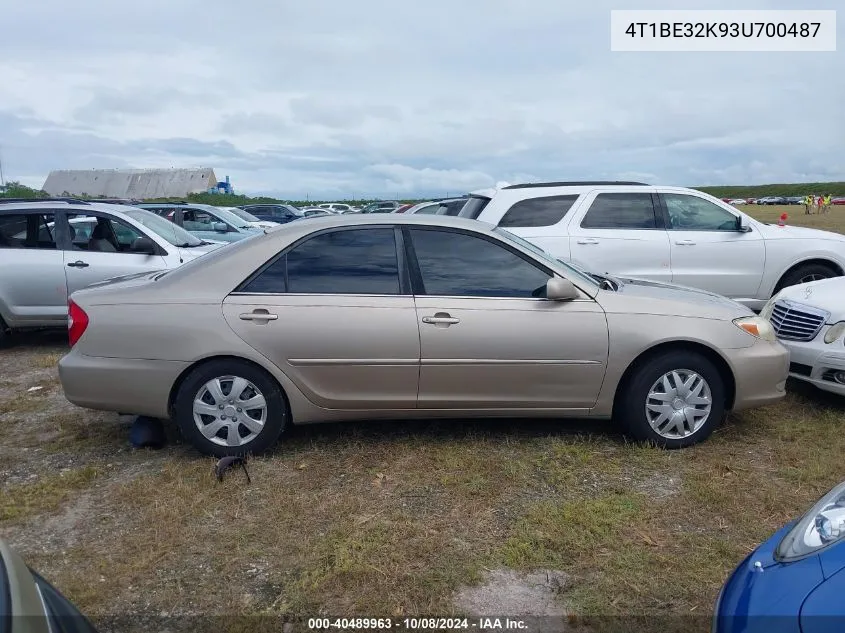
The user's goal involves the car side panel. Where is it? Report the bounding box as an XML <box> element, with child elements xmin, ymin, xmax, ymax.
<box><xmin>0</xmin><ymin>248</ymin><xmax>67</xmax><ymax>327</ymax></box>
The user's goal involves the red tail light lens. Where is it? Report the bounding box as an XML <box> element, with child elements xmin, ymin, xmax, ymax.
<box><xmin>68</xmin><ymin>299</ymin><xmax>89</xmax><ymax>347</ymax></box>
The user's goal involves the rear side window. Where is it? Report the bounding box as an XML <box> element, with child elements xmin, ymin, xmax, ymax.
<box><xmin>241</xmin><ymin>228</ymin><xmax>401</xmax><ymax>294</ymax></box>
<box><xmin>498</xmin><ymin>195</ymin><xmax>578</xmax><ymax>228</ymax></box>
<box><xmin>580</xmin><ymin>193</ymin><xmax>658</xmax><ymax>229</ymax></box>
<box><xmin>0</xmin><ymin>213</ymin><xmax>57</xmax><ymax>249</ymax></box>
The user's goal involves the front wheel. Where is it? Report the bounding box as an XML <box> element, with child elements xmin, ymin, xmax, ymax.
<box><xmin>173</xmin><ymin>359</ymin><xmax>289</xmax><ymax>457</ymax></box>
<box><xmin>775</xmin><ymin>263</ymin><xmax>839</xmax><ymax>293</ymax></box>
<box><xmin>616</xmin><ymin>351</ymin><xmax>726</xmax><ymax>449</ymax></box>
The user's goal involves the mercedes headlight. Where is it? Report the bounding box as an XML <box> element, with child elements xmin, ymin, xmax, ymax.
<box><xmin>759</xmin><ymin>295</ymin><xmax>779</xmax><ymax>320</ymax></box>
<box><xmin>733</xmin><ymin>316</ymin><xmax>777</xmax><ymax>342</ymax></box>
<box><xmin>776</xmin><ymin>481</ymin><xmax>845</xmax><ymax>561</ymax></box>
<box><xmin>823</xmin><ymin>322</ymin><xmax>845</xmax><ymax>344</ymax></box>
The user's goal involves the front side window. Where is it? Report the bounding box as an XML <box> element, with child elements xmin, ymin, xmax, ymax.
<box><xmin>408</xmin><ymin>228</ymin><xmax>550</xmax><ymax>298</ymax></box>
<box><xmin>663</xmin><ymin>194</ymin><xmax>740</xmax><ymax>231</ymax></box>
<box><xmin>182</xmin><ymin>209</ymin><xmax>219</xmax><ymax>231</ymax></box>
<box><xmin>241</xmin><ymin>228</ymin><xmax>400</xmax><ymax>294</ymax></box>
<box><xmin>498</xmin><ymin>195</ymin><xmax>578</xmax><ymax>228</ymax></box>
<box><xmin>1</xmin><ymin>213</ymin><xmax>57</xmax><ymax>249</ymax></box>
<box><xmin>580</xmin><ymin>193</ymin><xmax>658</xmax><ymax>229</ymax></box>
<box><xmin>67</xmin><ymin>214</ymin><xmax>145</xmax><ymax>253</ymax></box>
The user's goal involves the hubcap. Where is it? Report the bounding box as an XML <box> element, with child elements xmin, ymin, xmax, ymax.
<box><xmin>799</xmin><ymin>273</ymin><xmax>827</xmax><ymax>284</ymax></box>
<box><xmin>645</xmin><ymin>369</ymin><xmax>712</xmax><ymax>439</ymax></box>
<box><xmin>193</xmin><ymin>375</ymin><xmax>267</xmax><ymax>448</ymax></box>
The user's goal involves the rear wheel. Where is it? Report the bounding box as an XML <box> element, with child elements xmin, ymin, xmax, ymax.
<box><xmin>616</xmin><ymin>351</ymin><xmax>726</xmax><ymax>449</ymax></box>
<box><xmin>775</xmin><ymin>263</ymin><xmax>839</xmax><ymax>293</ymax></box>
<box><xmin>173</xmin><ymin>359</ymin><xmax>288</xmax><ymax>457</ymax></box>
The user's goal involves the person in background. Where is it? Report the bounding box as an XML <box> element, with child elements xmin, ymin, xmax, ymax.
<box><xmin>804</xmin><ymin>193</ymin><xmax>814</xmax><ymax>214</ymax></box>
<box><xmin>817</xmin><ymin>194</ymin><xmax>824</xmax><ymax>214</ymax></box>
<box><xmin>824</xmin><ymin>193</ymin><xmax>832</xmax><ymax>213</ymax></box>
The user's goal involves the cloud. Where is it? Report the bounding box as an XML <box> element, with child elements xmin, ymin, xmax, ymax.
<box><xmin>1</xmin><ymin>0</ymin><xmax>843</xmax><ymax>198</ymax></box>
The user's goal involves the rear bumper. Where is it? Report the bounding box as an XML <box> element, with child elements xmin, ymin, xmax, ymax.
<box><xmin>725</xmin><ymin>340</ymin><xmax>789</xmax><ymax>411</ymax></box>
<box><xmin>58</xmin><ymin>351</ymin><xmax>189</xmax><ymax>419</ymax></box>
<box><xmin>781</xmin><ymin>337</ymin><xmax>845</xmax><ymax>397</ymax></box>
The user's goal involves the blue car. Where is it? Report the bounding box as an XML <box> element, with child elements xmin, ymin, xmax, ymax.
<box><xmin>137</xmin><ymin>203</ymin><xmax>263</xmax><ymax>243</ymax></box>
<box><xmin>714</xmin><ymin>480</ymin><xmax>845</xmax><ymax>633</ymax></box>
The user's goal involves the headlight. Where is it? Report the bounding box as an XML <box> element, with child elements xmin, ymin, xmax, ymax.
<box><xmin>776</xmin><ymin>480</ymin><xmax>845</xmax><ymax>561</ymax></box>
<box><xmin>759</xmin><ymin>297</ymin><xmax>778</xmax><ymax>320</ymax></box>
<box><xmin>823</xmin><ymin>321</ymin><xmax>845</xmax><ymax>344</ymax></box>
<box><xmin>733</xmin><ymin>316</ymin><xmax>777</xmax><ymax>342</ymax></box>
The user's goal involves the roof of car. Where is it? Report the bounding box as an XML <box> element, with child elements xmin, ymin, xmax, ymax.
<box><xmin>0</xmin><ymin>199</ymin><xmax>146</xmax><ymax>215</ymax></box>
<box><xmin>266</xmin><ymin>212</ymin><xmax>493</xmax><ymax>232</ymax></box>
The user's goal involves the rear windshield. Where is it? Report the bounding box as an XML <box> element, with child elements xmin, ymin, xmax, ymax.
<box><xmin>457</xmin><ymin>196</ymin><xmax>491</xmax><ymax>219</ymax></box>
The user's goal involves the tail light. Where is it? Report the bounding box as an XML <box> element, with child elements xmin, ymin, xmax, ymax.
<box><xmin>68</xmin><ymin>299</ymin><xmax>89</xmax><ymax>347</ymax></box>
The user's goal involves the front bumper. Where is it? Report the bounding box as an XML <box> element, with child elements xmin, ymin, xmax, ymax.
<box><xmin>724</xmin><ymin>340</ymin><xmax>789</xmax><ymax>411</ymax></box>
<box><xmin>780</xmin><ymin>334</ymin><xmax>845</xmax><ymax>397</ymax></box>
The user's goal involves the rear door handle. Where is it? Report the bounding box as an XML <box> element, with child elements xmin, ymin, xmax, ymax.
<box><xmin>239</xmin><ymin>311</ymin><xmax>278</xmax><ymax>321</ymax></box>
<box><xmin>67</xmin><ymin>261</ymin><xmax>89</xmax><ymax>268</ymax></box>
<box><xmin>422</xmin><ymin>313</ymin><xmax>460</xmax><ymax>326</ymax></box>
<box><xmin>576</xmin><ymin>238</ymin><xmax>599</xmax><ymax>245</ymax></box>
<box><xmin>675</xmin><ymin>240</ymin><xmax>696</xmax><ymax>246</ymax></box>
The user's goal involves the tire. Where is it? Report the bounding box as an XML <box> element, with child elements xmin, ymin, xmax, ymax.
<box><xmin>775</xmin><ymin>263</ymin><xmax>839</xmax><ymax>293</ymax></box>
<box><xmin>173</xmin><ymin>359</ymin><xmax>289</xmax><ymax>457</ymax></box>
<box><xmin>615</xmin><ymin>351</ymin><xmax>726</xmax><ymax>449</ymax></box>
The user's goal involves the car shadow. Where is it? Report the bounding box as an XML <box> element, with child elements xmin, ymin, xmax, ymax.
<box><xmin>786</xmin><ymin>377</ymin><xmax>845</xmax><ymax>411</ymax></box>
<box><xmin>1</xmin><ymin>328</ymin><xmax>69</xmax><ymax>350</ymax></box>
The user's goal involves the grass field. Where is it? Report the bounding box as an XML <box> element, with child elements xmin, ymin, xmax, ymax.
<box><xmin>1</xmin><ymin>203</ymin><xmax>844</xmax><ymax>631</ymax></box>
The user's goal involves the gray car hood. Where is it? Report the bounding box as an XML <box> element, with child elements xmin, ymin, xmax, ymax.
<box><xmin>774</xmin><ymin>277</ymin><xmax>845</xmax><ymax>322</ymax></box>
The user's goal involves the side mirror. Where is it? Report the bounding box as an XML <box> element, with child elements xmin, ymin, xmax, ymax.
<box><xmin>736</xmin><ymin>216</ymin><xmax>752</xmax><ymax>233</ymax></box>
<box><xmin>130</xmin><ymin>236</ymin><xmax>156</xmax><ymax>255</ymax></box>
<box><xmin>212</xmin><ymin>222</ymin><xmax>229</xmax><ymax>233</ymax></box>
<box><xmin>546</xmin><ymin>277</ymin><xmax>580</xmax><ymax>301</ymax></box>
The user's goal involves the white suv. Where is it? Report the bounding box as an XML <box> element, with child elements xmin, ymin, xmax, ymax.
<box><xmin>460</xmin><ymin>181</ymin><xmax>845</xmax><ymax>310</ymax></box>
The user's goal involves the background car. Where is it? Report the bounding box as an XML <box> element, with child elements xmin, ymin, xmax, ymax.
<box><xmin>714</xmin><ymin>479</ymin><xmax>845</xmax><ymax>633</ymax></box>
<box><xmin>138</xmin><ymin>203</ymin><xmax>263</xmax><ymax>243</ymax></box>
<box><xmin>360</xmin><ymin>201</ymin><xmax>402</xmax><ymax>213</ymax></box>
<box><xmin>237</xmin><ymin>204</ymin><xmax>303</xmax><ymax>224</ymax></box>
<box><xmin>0</xmin><ymin>539</ymin><xmax>99</xmax><ymax>633</ymax></box>
<box><xmin>761</xmin><ymin>277</ymin><xmax>845</xmax><ymax>396</ymax></box>
<box><xmin>0</xmin><ymin>199</ymin><xmax>220</xmax><ymax>340</ymax></box>
<box><xmin>216</xmin><ymin>206</ymin><xmax>279</xmax><ymax>229</ymax></box>
<box><xmin>318</xmin><ymin>203</ymin><xmax>358</xmax><ymax>213</ymax></box>
<box><xmin>459</xmin><ymin>181</ymin><xmax>845</xmax><ymax>311</ymax></box>
<box><xmin>402</xmin><ymin>198</ymin><xmax>469</xmax><ymax>216</ymax></box>
<box><xmin>59</xmin><ymin>214</ymin><xmax>787</xmax><ymax>457</ymax></box>
<box><xmin>833</xmin><ymin>197</ymin><xmax>845</xmax><ymax>206</ymax></box>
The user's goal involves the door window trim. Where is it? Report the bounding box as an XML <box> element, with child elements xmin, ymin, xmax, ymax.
<box><xmin>656</xmin><ymin>192</ymin><xmax>746</xmax><ymax>232</ymax></box>
<box><xmin>231</xmin><ymin>225</ymin><xmax>411</xmax><ymax>296</ymax></box>
<box><xmin>402</xmin><ymin>225</ymin><xmax>582</xmax><ymax>302</ymax></box>
<box><xmin>57</xmin><ymin>210</ymin><xmax>168</xmax><ymax>256</ymax></box>
<box><xmin>578</xmin><ymin>192</ymin><xmax>665</xmax><ymax>231</ymax></box>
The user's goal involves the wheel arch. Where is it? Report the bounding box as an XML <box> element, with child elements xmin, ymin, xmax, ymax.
<box><xmin>167</xmin><ymin>354</ymin><xmax>292</xmax><ymax>420</ymax></box>
<box><xmin>772</xmin><ymin>258</ymin><xmax>844</xmax><ymax>294</ymax></box>
<box><xmin>612</xmin><ymin>340</ymin><xmax>737</xmax><ymax>413</ymax></box>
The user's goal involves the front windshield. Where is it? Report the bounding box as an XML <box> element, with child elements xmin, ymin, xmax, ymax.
<box><xmin>494</xmin><ymin>227</ymin><xmax>599</xmax><ymax>289</ymax></box>
<box><xmin>202</xmin><ymin>206</ymin><xmax>253</xmax><ymax>229</ymax></box>
<box><xmin>122</xmin><ymin>208</ymin><xmax>202</xmax><ymax>247</ymax></box>
<box><xmin>221</xmin><ymin>207</ymin><xmax>260</xmax><ymax>222</ymax></box>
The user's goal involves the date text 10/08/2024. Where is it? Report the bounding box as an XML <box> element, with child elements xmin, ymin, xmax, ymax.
<box><xmin>307</xmin><ymin>618</ymin><xmax>530</xmax><ymax>630</ymax></box>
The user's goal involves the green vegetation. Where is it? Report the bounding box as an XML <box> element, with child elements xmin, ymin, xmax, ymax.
<box><xmin>696</xmin><ymin>182</ymin><xmax>845</xmax><ymax>198</ymax></box>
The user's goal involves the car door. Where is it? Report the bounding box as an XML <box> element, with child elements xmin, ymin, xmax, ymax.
<box><xmin>405</xmin><ymin>227</ymin><xmax>609</xmax><ymax>410</ymax></box>
<box><xmin>223</xmin><ymin>226</ymin><xmax>420</xmax><ymax>409</ymax></box>
<box><xmin>567</xmin><ymin>190</ymin><xmax>672</xmax><ymax>282</ymax></box>
<box><xmin>658</xmin><ymin>191</ymin><xmax>765</xmax><ymax>299</ymax></box>
<box><xmin>0</xmin><ymin>210</ymin><xmax>67</xmax><ymax>326</ymax></box>
<box><xmin>61</xmin><ymin>211</ymin><xmax>169</xmax><ymax>296</ymax></box>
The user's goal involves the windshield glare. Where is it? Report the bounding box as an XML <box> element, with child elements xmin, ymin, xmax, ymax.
<box><xmin>201</xmin><ymin>206</ymin><xmax>252</xmax><ymax>229</ymax></box>
<box><xmin>221</xmin><ymin>207</ymin><xmax>260</xmax><ymax>222</ymax></box>
<box><xmin>494</xmin><ymin>228</ymin><xmax>599</xmax><ymax>289</ymax></box>
<box><xmin>123</xmin><ymin>208</ymin><xmax>202</xmax><ymax>246</ymax></box>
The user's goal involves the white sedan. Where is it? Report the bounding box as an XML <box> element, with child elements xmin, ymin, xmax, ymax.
<box><xmin>762</xmin><ymin>277</ymin><xmax>845</xmax><ymax>396</ymax></box>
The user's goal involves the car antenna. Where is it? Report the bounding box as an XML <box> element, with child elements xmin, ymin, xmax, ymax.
<box><xmin>214</xmin><ymin>456</ymin><xmax>251</xmax><ymax>484</ymax></box>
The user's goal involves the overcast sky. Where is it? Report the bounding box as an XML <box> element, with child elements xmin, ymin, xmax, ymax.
<box><xmin>1</xmin><ymin>0</ymin><xmax>842</xmax><ymax>199</ymax></box>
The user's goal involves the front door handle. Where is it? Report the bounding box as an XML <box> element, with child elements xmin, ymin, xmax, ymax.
<box><xmin>576</xmin><ymin>238</ymin><xmax>599</xmax><ymax>245</ymax></box>
<box><xmin>675</xmin><ymin>240</ymin><xmax>696</xmax><ymax>246</ymax></box>
<box><xmin>422</xmin><ymin>313</ymin><xmax>460</xmax><ymax>326</ymax></box>
<box><xmin>239</xmin><ymin>310</ymin><xmax>278</xmax><ymax>321</ymax></box>
<box><xmin>67</xmin><ymin>261</ymin><xmax>89</xmax><ymax>268</ymax></box>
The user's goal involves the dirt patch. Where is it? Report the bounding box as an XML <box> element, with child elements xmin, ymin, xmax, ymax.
<box><xmin>453</xmin><ymin>568</ymin><xmax>570</xmax><ymax>617</ymax></box>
